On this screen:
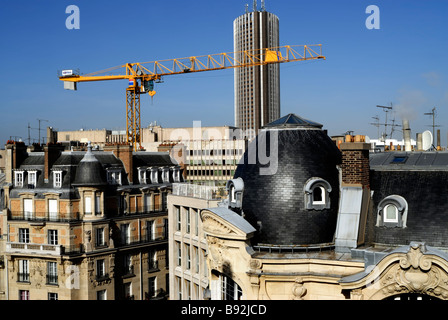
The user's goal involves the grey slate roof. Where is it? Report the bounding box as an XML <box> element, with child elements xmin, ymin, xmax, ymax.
<box><xmin>263</xmin><ymin>113</ymin><xmax>323</xmax><ymax>129</ymax></box>
<box><xmin>370</xmin><ymin>151</ymin><xmax>448</xmax><ymax>171</ymax></box>
<box><xmin>206</xmin><ymin>206</ymin><xmax>256</xmax><ymax>235</ymax></box>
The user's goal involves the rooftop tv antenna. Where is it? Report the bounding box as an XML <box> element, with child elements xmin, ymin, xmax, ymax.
<box><xmin>261</xmin><ymin>0</ymin><xmax>266</xmax><ymax>11</ymax></box>
<box><xmin>375</xmin><ymin>103</ymin><xmax>401</xmax><ymax>141</ymax></box>
<box><xmin>253</xmin><ymin>0</ymin><xmax>257</xmax><ymax>12</ymax></box>
<box><xmin>424</xmin><ymin>107</ymin><xmax>441</xmax><ymax>143</ymax></box>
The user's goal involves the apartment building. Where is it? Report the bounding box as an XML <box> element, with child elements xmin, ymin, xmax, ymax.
<box><xmin>167</xmin><ymin>183</ymin><xmax>222</xmax><ymax>300</ymax></box>
<box><xmin>0</xmin><ymin>141</ymin><xmax>182</xmax><ymax>300</ymax></box>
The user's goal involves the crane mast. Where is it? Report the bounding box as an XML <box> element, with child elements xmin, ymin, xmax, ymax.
<box><xmin>59</xmin><ymin>44</ymin><xmax>325</xmax><ymax>151</ymax></box>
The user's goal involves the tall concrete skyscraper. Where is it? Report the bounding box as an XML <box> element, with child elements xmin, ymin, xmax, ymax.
<box><xmin>233</xmin><ymin>0</ymin><xmax>280</xmax><ymax>137</ymax></box>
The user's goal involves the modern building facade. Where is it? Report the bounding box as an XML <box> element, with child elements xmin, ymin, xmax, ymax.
<box><xmin>233</xmin><ymin>1</ymin><xmax>280</xmax><ymax>137</ymax></box>
<box><xmin>0</xmin><ymin>141</ymin><xmax>182</xmax><ymax>300</ymax></box>
<box><xmin>167</xmin><ymin>183</ymin><xmax>221</xmax><ymax>300</ymax></box>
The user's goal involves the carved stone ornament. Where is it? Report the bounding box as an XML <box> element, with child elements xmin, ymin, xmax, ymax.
<box><xmin>292</xmin><ymin>277</ymin><xmax>307</xmax><ymax>300</ymax></box>
<box><xmin>378</xmin><ymin>243</ymin><xmax>448</xmax><ymax>299</ymax></box>
<box><xmin>202</xmin><ymin>212</ymin><xmax>236</xmax><ymax>236</ymax></box>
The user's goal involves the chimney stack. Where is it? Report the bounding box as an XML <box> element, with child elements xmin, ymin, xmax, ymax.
<box><xmin>44</xmin><ymin>144</ymin><xmax>65</xmax><ymax>183</ymax></box>
<box><xmin>339</xmin><ymin>136</ymin><xmax>370</xmax><ymax>188</ymax></box>
<box><xmin>104</xmin><ymin>144</ymin><xmax>134</xmax><ymax>184</ymax></box>
<box><xmin>402</xmin><ymin>119</ymin><xmax>412</xmax><ymax>152</ymax></box>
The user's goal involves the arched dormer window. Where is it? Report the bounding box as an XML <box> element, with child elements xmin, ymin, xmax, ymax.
<box><xmin>376</xmin><ymin>195</ymin><xmax>408</xmax><ymax>228</ymax></box>
<box><xmin>304</xmin><ymin>178</ymin><xmax>332</xmax><ymax>210</ymax></box>
<box><xmin>226</xmin><ymin>178</ymin><xmax>244</xmax><ymax>211</ymax></box>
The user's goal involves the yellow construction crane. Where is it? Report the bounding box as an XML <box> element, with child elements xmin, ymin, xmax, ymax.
<box><xmin>59</xmin><ymin>45</ymin><xmax>325</xmax><ymax>151</ymax></box>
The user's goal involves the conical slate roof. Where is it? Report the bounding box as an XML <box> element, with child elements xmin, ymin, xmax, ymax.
<box><xmin>73</xmin><ymin>143</ymin><xmax>107</xmax><ymax>186</ymax></box>
<box><xmin>263</xmin><ymin>113</ymin><xmax>323</xmax><ymax>129</ymax></box>
<box><xmin>234</xmin><ymin>114</ymin><xmax>341</xmax><ymax>246</ymax></box>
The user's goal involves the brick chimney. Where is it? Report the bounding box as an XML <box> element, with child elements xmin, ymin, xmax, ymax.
<box><xmin>5</xmin><ymin>142</ymin><xmax>27</xmax><ymax>183</ymax></box>
<box><xmin>104</xmin><ymin>144</ymin><xmax>134</xmax><ymax>184</ymax></box>
<box><xmin>339</xmin><ymin>135</ymin><xmax>370</xmax><ymax>188</ymax></box>
<box><xmin>44</xmin><ymin>144</ymin><xmax>65</xmax><ymax>183</ymax></box>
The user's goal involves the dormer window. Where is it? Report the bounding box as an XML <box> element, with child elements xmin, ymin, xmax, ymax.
<box><xmin>226</xmin><ymin>178</ymin><xmax>244</xmax><ymax>211</ymax></box>
<box><xmin>28</xmin><ymin>170</ymin><xmax>37</xmax><ymax>189</ymax></box>
<box><xmin>377</xmin><ymin>195</ymin><xmax>408</xmax><ymax>228</ymax></box>
<box><xmin>14</xmin><ymin>170</ymin><xmax>24</xmax><ymax>187</ymax></box>
<box><xmin>150</xmin><ymin>168</ymin><xmax>158</xmax><ymax>184</ymax></box>
<box><xmin>107</xmin><ymin>169</ymin><xmax>122</xmax><ymax>185</ymax></box>
<box><xmin>138</xmin><ymin>168</ymin><xmax>147</xmax><ymax>184</ymax></box>
<box><xmin>162</xmin><ymin>168</ymin><xmax>170</xmax><ymax>183</ymax></box>
<box><xmin>53</xmin><ymin>170</ymin><xmax>63</xmax><ymax>188</ymax></box>
<box><xmin>304</xmin><ymin>178</ymin><xmax>332</xmax><ymax>210</ymax></box>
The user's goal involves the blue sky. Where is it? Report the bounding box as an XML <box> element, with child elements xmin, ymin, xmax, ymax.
<box><xmin>1</xmin><ymin>0</ymin><xmax>447</xmax><ymax>146</ymax></box>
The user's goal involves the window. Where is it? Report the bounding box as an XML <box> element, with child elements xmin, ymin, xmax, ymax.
<box><xmin>107</xmin><ymin>169</ymin><xmax>122</xmax><ymax>185</ymax></box>
<box><xmin>176</xmin><ymin>241</ymin><xmax>182</xmax><ymax>266</ymax></box>
<box><xmin>23</xmin><ymin>198</ymin><xmax>33</xmax><ymax>220</ymax></box>
<box><xmin>138</xmin><ymin>168</ymin><xmax>147</xmax><ymax>184</ymax></box>
<box><xmin>47</xmin><ymin>262</ymin><xmax>58</xmax><ymax>285</ymax></box>
<box><xmin>148</xmin><ymin>277</ymin><xmax>156</xmax><ymax>298</ymax></box>
<box><xmin>18</xmin><ymin>260</ymin><xmax>29</xmax><ymax>282</ymax></box>
<box><xmin>124</xmin><ymin>254</ymin><xmax>133</xmax><ymax>275</ymax></box>
<box><xmin>148</xmin><ymin>250</ymin><xmax>158</xmax><ymax>270</ymax></box>
<box><xmin>186</xmin><ymin>208</ymin><xmax>191</xmax><ymax>234</ymax></box>
<box><xmin>53</xmin><ymin>170</ymin><xmax>62</xmax><ymax>188</ymax></box>
<box><xmin>304</xmin><ymin>178</ymin><xmax>332</xmax><ymax>210</ymax></box>
<box><xmin>96</xmin><ymin>228</ymin><xmax>105</xmax><ymax>247</ymax></box>
<box><xmin>185</xmin><ymin>244</ymin><xmax>191</xmax><ymax>270</ymax></box>
<box><xmin>48</xmin><ymin>292</ymin><xmax>58</xmax><ymax>300</ymax></box>
<box><xmin>48</xmin><ymin>199</ymin><xmax>58</xmax><ymax>221</ymax></box>
<box><xmin>19</xmin><ymin>290</ymin><xmax>30</xmax><ymax>300</ymax></box>
<box><xmin>175</xmin><ymin>206</ymin><xmax>181</xmax><ymax>231</ymax></box>
<box><xmin>14</xmin><ymin>170</ymin><xmax>24</xmax><ymax>187</ymax></box>
<box><xmin>97</xmin><ymin>289</ymin><xmax>107</xmax><ymax>300</ymax></box>
<box><xmin>221</xmin><ymin>274</ymin><xmax>242</xmax><ymax>300</ymax></box>
<box><xmin>48</xmin><ymin>229</ymin><xmax>58</xmax><ymax>245</ymax></box>
<box><xmin>150</xmin><ymin>169</ymin><xmax>158</xmax><ymax>184</ymax></box>
<box><xmin>19</xmin><ymin>228</ymin><xmax>30</xmax><ymax>243</ymax></box>
<box><xmin>124</xmin><ymin>283</ymin><xmax>132</xmax><ymax>300</ymax></box>
<box><xmin>162</xmin><ymin>169</ymin><xmax>170</xmax><ymax>183</ymax></box>
<box><xmin>312</xmin><ymin>186</ymin><xmax>325</xmax><ymax>205</ymax></box>
<box><xmin>28</xmin><ymin>170</ymin><xmax>37</xmax><ymax>188</ymax></box>
<box><xmin>84</xmin><ymin>196</ymin><xmax>92</xmax><ymax>215</ymax></box>
<box><xmin>377</xmin><ymin>195</ymin><xmax>408</xmax><ymax>228</ymax></box>
<box><xmin>96</xmin><ymin>260</ymin><xmax>106</xmax><ymax>279</ymax></box>
<box><xmin>147</xmin><ymin>220</ymin><xmax>155</xmax><ymax>241</ymax></box>
<box><xmin>95</xmin><ymin>195</ymin><xmax>101</xmax><ymax>215</ymax></box>
<box><xmin>121</xmin><ymin>224</ymin><xmax>130</xmax><ymax>244</ymax></box>
<box><xmin>384</xmin><ymin>204</ymin><xmax>399</xmax><ymax>223</ymax></box>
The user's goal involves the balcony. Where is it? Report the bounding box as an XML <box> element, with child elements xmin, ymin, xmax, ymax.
<box><xmin>6</xmin><ymin>242</ymin><xmax>62</xmax><ymax>256</ymax></box>
<box><xmin>117</xmin><ymin>232</ymin><xmax>168</xmax><ymax>248</ymax></box>
<box><xmin>119</xmin><ymin>204</ymin><xmax>167</xmax><ymax>216</ymax></box>
<box><xmin>8</xmin><ymin>211</ymin><xmax>81</xmax><ymax>223</ymax></box>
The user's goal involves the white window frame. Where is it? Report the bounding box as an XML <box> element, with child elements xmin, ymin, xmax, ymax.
<box><xmin>53</xmin><ymin>170</ymin><xmax>62</xmax><ymax>188</ymax></box>
<box><xmin>48</xmin><ymin>229</ymin><xmax>58</xmax><ymax>245</ymax></box>
<box><xmin>96</xmin><ymin>259</ymin><xmax>106</xmax><ymax>278</ymax></box>
<box><xmin>23</xmin><ymin>198</ymin><xmax>33</xmax><ymax>220</ymax></box>
<box><xmin>84</xmin><ymin>196</ymin><xmax>92</xmax><ymax>215</ymax></box>
<box><xmin>383</xmin><ymin>204</ymin><xmax>399</xmax><ymax>223</ymax></box>
<box><xmin>28</xmin><ymin>170</ymin><xmax>37</xmax><ymax>188</ymax></box>
<box><xmin>312</xmin><ymin>186</ymin><xmax>326</xmax><ymax>205</ymax></box>
<box><xmin>138</xmin><ymin>168</ymin><xmax>147</xmax><ymax>184</ymax></box>
<box><xmin>150</xmin><ymin>169</ymin><xmax>158</xmax><ymax>184</ymax></box>
<box><xmin>19</xmin><ymin>228</ymin><xmax>30</xmax><ymax>243</ymax></box>
<box><xmin>107</xmin><ymin>169</ymin><xmax>122</xmax><ymax>185</ymax></box>
<box><xmin>48</xmin><ymin>199</ymin><xmax>58</xmax><ymax>221</ymax></box>
<box><xmin>15</xmin><ymin>170</ymin><xmax>24</xmax><ymax>187</ymax></box>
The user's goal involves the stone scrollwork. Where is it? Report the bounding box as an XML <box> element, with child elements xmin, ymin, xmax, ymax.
<box><xmin>378</xmin><ymin>243</ymin><xmax>448</xmax><ymax>299</ymax></box>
